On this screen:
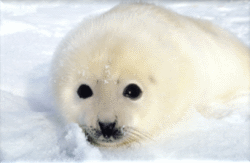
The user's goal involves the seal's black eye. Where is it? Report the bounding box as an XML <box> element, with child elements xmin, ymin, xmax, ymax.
<box><xmin>123</xmin><ymin>84</ymin><xmax>142</xmax><ymax>100</ymax></box>
<box><xmin>77</xmin><ymin>84</ymin><xmax>93</xmax><ymax>99</ymax></box>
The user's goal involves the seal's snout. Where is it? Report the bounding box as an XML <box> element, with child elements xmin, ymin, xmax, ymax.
<box><xmin>99</xmin><ymin>121</ymin><xmax>116</xmax><ymax>138</ymax></box>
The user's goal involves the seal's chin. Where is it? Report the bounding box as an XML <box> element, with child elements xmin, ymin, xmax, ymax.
<box><xmin>86</xmin><ymin>135</ymin><xmax>128</xmax><ymax>148</ymax></box>
<box><xmin>82</xmin><ymin>127</ymin><xmax>128</xmax><ymax>148</ymax></box>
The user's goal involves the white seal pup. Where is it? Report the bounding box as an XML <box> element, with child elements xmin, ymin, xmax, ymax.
<box><xmin>51</xmin><ymin>3</ymin><xmax>250</xmax><ymax>148</ymax></box>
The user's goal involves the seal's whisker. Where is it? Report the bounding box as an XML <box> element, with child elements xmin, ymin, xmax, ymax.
<box><xmin>126</xmin><ymin>127</ymin><xmax>154</xmax><ymax>141</ymax></box>
<box><xmin>123</xmin><ymin>127</ymin><xmax>152</xmax><ymax>141</ymax></box>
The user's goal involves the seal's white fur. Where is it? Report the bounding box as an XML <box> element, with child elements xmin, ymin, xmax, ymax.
<box><xmin>51</xmin><ymin>3</ymin><xmax>250</xmax><ymax>147</ymax></box>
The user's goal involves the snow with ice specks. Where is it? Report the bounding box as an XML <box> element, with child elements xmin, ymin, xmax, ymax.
<box><xmin>1</xmin><ymin>1</ymin><xmax>249</xmax><ymax>162</ymax></box>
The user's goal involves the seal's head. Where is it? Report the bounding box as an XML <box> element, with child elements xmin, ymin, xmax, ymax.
<box><xmin>51</xmin><ymin>4</ymin><xmax>195</xmax><ymax>148</ymax></box>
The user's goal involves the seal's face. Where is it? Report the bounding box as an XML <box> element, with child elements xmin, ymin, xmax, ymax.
<box><xmin>74</xmin><ymin>61</ymin><xmax>159</xmax><ymax>148</ymax></box>
<box><xmin>77</xmin><ymin>79</ymin><xmax>149</xmax><ymax>147</ymax></box>
<box><xmin>53</xmin><ymin>33</ymin><xmax>190</xmax><ymax>148</ymax></box>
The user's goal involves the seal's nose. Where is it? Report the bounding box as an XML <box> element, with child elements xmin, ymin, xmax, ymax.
<box><xmin>99</xmin><ymin>121</ymin><xmax>116</xmax><ymax>138</ymax></box>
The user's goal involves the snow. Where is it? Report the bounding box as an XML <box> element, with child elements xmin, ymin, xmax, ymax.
<box><xmin>0</xmin><ymin>1</ymin><xmax>249</xmax><ymax>162</ymax></box>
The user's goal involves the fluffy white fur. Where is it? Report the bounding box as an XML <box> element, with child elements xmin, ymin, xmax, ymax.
<box><xmin>51</xmin><ymin>3</ymin><xmax>250</xmax><ymax>148</ymax></box>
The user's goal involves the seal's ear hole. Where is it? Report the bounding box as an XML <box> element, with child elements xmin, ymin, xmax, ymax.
<box><xmin>123</xmin><ymin>84</ymin><xmax>142</xmax><ymax>100</ymax></box>
<box><xmin>77</xmin><ymin>84</ymin><xmax>93</xmax><ymax>99</ymax></box>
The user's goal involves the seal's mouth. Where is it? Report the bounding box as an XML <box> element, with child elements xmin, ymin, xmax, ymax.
<box><xmin>80</xmin><ymin>125</ymin><xmax>153</xmax><ymax>148</ymax></box>
<box><xmin>81</xmin><ymin>126</ymin><xmax>125</xmax><ymax>147</ymax></box>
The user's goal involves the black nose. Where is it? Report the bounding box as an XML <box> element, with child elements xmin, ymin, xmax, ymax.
<box><xmin>99</xmin><ymin>121</ymin><xmax>116</xmax><ymax>138</ymax></box>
